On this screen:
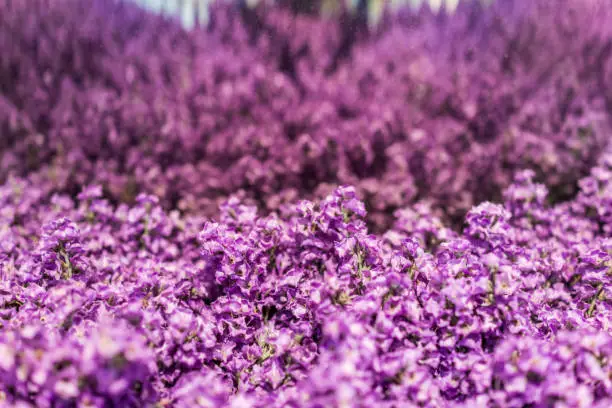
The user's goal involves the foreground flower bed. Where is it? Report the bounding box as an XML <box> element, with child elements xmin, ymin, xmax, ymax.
<box><xmin>1</xmin><ymin>162</ymin><xmax>611</xmax><ymax>407</ymax></box>
<box><xmin>0</xmin><ymin>0</ymin><xmax>611</xmax><ymax>407</ymax></box>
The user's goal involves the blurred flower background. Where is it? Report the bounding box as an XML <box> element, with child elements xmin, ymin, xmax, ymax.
<box><xmin>131</xmin><ymin>0</ymin><xmax>476</xmax><ymax>29</ymax></box>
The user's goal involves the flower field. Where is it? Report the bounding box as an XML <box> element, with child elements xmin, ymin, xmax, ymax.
<box><xmin>0</xmin><ymin>0</ymin><xmax>611</xmax><ymax>406</ymax></box>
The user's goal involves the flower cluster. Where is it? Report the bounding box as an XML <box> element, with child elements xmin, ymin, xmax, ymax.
<box><xmin>2</xmin><ymin>0</ymin><xmax>612</xmax><ymax>229</ymax></box>
<box><xmin>0</xmin><ymin>159</ymin><xmax>610</xmax><ymax>406</ymax></box>
<box><xmin>0</xmin><ymin>0</ymin><xmax>611</xmax><ymax>407</ymax></box>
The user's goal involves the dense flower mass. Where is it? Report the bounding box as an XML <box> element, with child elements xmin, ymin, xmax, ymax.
<box><xmin>3</xmin><ymin>0</ymin><xmax>612</xmax><ymax>228</ymax></box>
<box><xmin>1</xmin><ymin>0</ymin><xmax>612</xmax><ymax>406</ymax></box>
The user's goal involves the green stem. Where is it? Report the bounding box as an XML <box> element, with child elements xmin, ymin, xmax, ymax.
<box><xmin>59</xmin><ymin>248</ymin><xmax>74</xmax><ymax>279</ymax></box>
<box><xmin>586</xmin><ymin>284</ymin><xmax>604</xmax><ymax>318</ymax></box>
